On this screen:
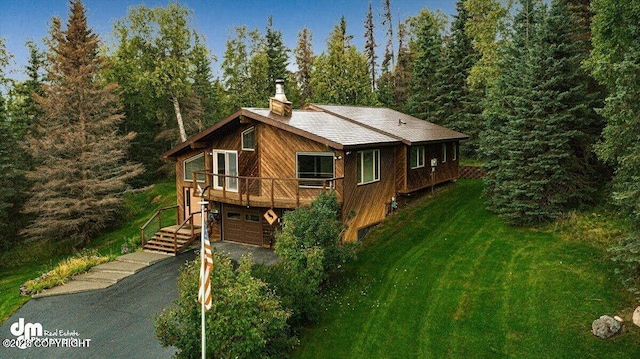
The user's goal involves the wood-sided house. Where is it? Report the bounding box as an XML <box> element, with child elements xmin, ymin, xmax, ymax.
<box><xmin>143</xmin><ymin>83</ymin><xmax>468</xmax><ymax>254</ymax></box>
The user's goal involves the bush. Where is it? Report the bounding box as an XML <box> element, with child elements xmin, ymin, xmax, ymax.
<box><xmin>262</xmin><ymin>191</ymin><xmax>358</xmax><ymax>329</ymax></box>
<box><xmin>609</xmin><ymin>232</ymin><xmax>640</xmax><ymax>299</ymax></box>
<box><xmin>21</xmin><ymin>249</ymin><xmax>111</xmax><ymax>295</ymax></box>
<box><xmin>155</xmin><ymin>251</ymin><xmax>292</xmax><ymax>359</ymax></box>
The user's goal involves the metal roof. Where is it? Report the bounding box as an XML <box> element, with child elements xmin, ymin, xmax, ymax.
<box><xmin>311</xmin><ymin>104</ymin><xmax>470</xmax><ymax>144</ymax></box>
<box><xmin>245</xmin><ymin>108</ymin><xmax>399</xmax><ymax>147</ymax></box>
<box><xmin>162</xmin><ymin>105</ymin><xmax>469</xmax><ymax>159</ymax></box>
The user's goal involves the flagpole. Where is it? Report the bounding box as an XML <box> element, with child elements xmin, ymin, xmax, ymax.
<box><xmin>200</xmin><ymin>197</ymin><xmax>207</xmax><ymax>359</ymax></box>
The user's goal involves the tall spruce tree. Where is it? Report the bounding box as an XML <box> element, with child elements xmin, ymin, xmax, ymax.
<box><xmin>380</xmin><ymin>0</ymin><xmax>394</xmax><ymax>73</ymax></box>
<box><xmin>0</xmin><ymin>38</ymin><xmax>22</xmax><ymax>250</ymax></box>
<box><xmin>22</xmin><ymin>0</ymin><xmax>142</xmax><ymax>245</ymax></box>
<box><xmin>482</xmin><ymin>0</ymin><xmax>549</xmax><ymax>225</ymax></box>
<box><xmin>588</xmin><ymin>0</ymin><xmax>640</xmax><ymax>295</ymax></box>
<box><xmin>432</xmin><ymin>0</ymin><xmax>483</xmax><ymax>157</ymax></box>
<box><xmin>404</xmin><ymin>8</ymin><xmax>445</xmax><ymax>121</ymax></box>
<box><xmin>2</xmin><ymin>41</ymin><xmax>46</xmax><ymax>248</ymax></box>
<box><xmin>482</xmin><ymin>0</ymin><xmax>604</xmax><ymax>226</ymax></box>
<box><xmin>265</xmin><ymin>16</ymin><xmax>289</xmax><ymax>91</ymax></box>
<box><xmin>294</xmin><ymin>27</ymin><xmax>314</xmax><ymax>104</ymax></box>
<box><xmin>364</xmin><ymin>1</ymin><xmax>377</xmax><ymax>90</ymax></box>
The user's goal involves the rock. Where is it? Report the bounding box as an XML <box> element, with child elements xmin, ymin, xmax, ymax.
<box><xmin>633</xmin><ymin>307</ymin><xmax>640</xmax><ymax>327</ymax></box>
<box><xmin>614</xmin><ymin>315</ymin><xmax>623</xmax><ymax>322</ymax></box>
<box><xmin>592</xmin><ymin>315</ymin><xmax>622</xmax><ymax>339</ymax></box>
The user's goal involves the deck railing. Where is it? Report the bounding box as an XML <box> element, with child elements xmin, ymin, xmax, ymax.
<box><xmin>192</xmin><ymin>171</ymin><xmax>343</xmax><ymax>208</ymax></box>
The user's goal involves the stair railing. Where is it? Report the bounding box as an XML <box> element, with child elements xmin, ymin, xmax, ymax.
<box><xmin>172</xmin><ymin>211</ymin><xmax>202</xmax><ymax>253</ymax></box>
<box><xmin>141</xmin><ymin>205</ymin><xmax>178</xmax><ymax>247</ymax></box>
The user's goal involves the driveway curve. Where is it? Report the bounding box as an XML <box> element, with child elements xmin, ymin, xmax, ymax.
<box><xmin>0</xmin><ymin>250</ymin><xmax>195</xmax><ymax>359</ymax></box>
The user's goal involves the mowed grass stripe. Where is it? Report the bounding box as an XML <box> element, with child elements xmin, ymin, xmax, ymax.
<box><xmin>294</xmin><ymin>180</ymin><xmax>640</xmax><ymax>359</ymax></box>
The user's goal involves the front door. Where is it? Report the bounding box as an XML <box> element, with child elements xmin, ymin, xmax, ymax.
<box><xmin>183</xmin><ymin>187</ymin><xmax>202</xmax><ymax>226</ymax></box>
<box><xmin>222</xmin><ymin>204</ymin><xmax>263</xmax><ymax>246</ymax></box>
<box><xmin>213</xmin><ymin>150</ymin><xmax>238</xmax><ymax>192</ymax></box>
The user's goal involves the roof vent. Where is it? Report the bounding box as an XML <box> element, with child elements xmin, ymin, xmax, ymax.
<box><xmin>269</xmin><ymin>79</ymin><xmax>292</xmax><ymax>117</ymax></box>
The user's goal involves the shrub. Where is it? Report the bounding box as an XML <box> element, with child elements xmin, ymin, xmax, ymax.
<box><xmin>263</xmin><ymin>191</ymin><xmax>358</xmax><ymax>329</ymax></box>
<box><xmin>155</xmin><ymin>251</ymin><xmax>292</xmax><ymax>359</ymax></box>
<box><xmin>21</xmin><ymin>249</ymin><xmax>111</xmax><ymax>295</ymax></box>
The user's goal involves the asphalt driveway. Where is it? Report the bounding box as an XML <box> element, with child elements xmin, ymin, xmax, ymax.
<box><xmin>0</xmin><ymin>250</ymin><xmax>195</xmax><ymax>359</ymax></box>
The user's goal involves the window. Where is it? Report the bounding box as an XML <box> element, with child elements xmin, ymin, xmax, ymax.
<box><xmin>183</xmin><ymin>153</ymin><xmax>205</xmax><ymax>182</ymax></box>
<box><xmin>357</xmin><ymin>149</ymin><xmax>380</xmax><ymax>185</ymax></box>
<box><xmin>297</xmin><ymin>152</ymin><xmax>335</xmax><ymax>187</ymax></box>
<box><xmin>245</xmin><ymin>214</ymin><xmax>261</xmax><ymax>222</ymax></box>
<box><xmin>452</xmin><ymin>143</ymin><xmax>457</xmax><ymax>161</ymax></box>
<box><xmin>242</xmin><ymin>127</ymin><xmax>255</xmax><ymax>151</ymax></box>
<box><xmin>442</xmin><ymin>143</ymin><xmax>447</xmax><ymax>163</ymax></box>
<box><xmin>226</xmin><ymin>212</ymin><xmax>241</xmax><ymax>220</ymax></box>
<box><xmin>410</xmin><ymin>146</ymin><xmax>425</xmax><ymax>169</ymax></box>
<box><xmin>213</xmin><ymin>150</ymin><xmax>238</xmax><ymax>192</ymax></box>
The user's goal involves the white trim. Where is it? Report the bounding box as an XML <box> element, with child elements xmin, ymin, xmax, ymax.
<box><xmin>442</xmin><ymin>143</ymin><xmax>447</xmax><ymax>163</ymax></box>
<box><xmin>183</xmin><ymin>152</ymin><xmax>205</xmax><ymax>183</ymax></box>
<box><xmin>241</xmin><ymin>127</ymin><xmax>255</xmax><ymax>151</ymax></box>
<box><xmin>357</xmin><ymin>149</ymin><xmax>380</xmax><ymax>185</ymax></box>
<box><xmin>410</xmin><ymin>146</ymin><xmax>425</xmax><ymax>169</ymax></box>
<box><xmin>452</xmin><ymin>143</ymin><xmax>457</xmax><ymax>161</ymax></box>
<box><xmin>296</xmin><ymin>152</ymin><xmax>335</xmax><ymax>188</ymax></box>
<box><xmin>212</xmin><ymin>150</ymin><xmax>239</xmax><ymax>192</ymax></box>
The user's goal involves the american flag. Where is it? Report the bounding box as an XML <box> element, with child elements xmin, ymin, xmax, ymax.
<box><xmin>198</xmin><ymin>223</ymin><xmax>213</xmax><ymax>311</ymax></box>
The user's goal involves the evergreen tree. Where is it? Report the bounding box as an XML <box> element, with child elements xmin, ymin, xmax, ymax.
<box><xmin>482</xmin><ymin>0</ymin><xmax>604</xmax><ymax>226</ymax></box>
<box><xmin>9</xmin><ymin>40</ymin><xmax>46</xmax><ymax>141</ymax></box>
<box><xmin>0</xmin><ymin>38</ymin><xmax>23</xmax><ymax>250</ymax></box>
<box><xmin>364</xmin><ymin>1</ymin><xmax>377</xmax><ymax>90</ymax></box>
<box><xmin>404</xmin><ymin>8</ymin><xmax>444</xmax><ymax>121</ymax></box>
<box><xmin>294</xmin><ymin>27</ymin><xmax>314</xmax><ymax>104</ymax></box>
<box><xmin>23</xmin><ymin>0</ymin><xmax>142</xmax><ymax>245</ymax></box>
<box><xmin>222</xmin><ymin>26</ymin><xmax>266</xmax><ymax>108</ymax></box>
<box><xmin>265</xmin><ymin>16</ymin><xmax>289</xmax><ymax>91</ymax></box>
<box><xmin>311</xmin><ymin>17</ymin><xmax>376</xmax><ymax>105</ymax></box>
<box><xmin>1</xmin><ymin>40</ymin><xmax>46</xmax><ymax>248</ymax></box>
<box><xmin>392</xmin><ymin>21</ymin><xmax>413</xmax><ymax>110</ymax></box>
<box><xmin>588</xmin><ymin>0</ymin><xmax>640</xmax><ymax>295</ymax></box>
<box><xmin>482</xmin><ymin>0</ymin><xmax>549</xmax><ymax>225</ymax></box>
<box><xmin>432</xmin><ymin>0</ymin><xmax>482</xmax><ymax>157</ymax></box>
<box><xmin>380</xmin><ymin>0</ymin><xmax>394</xmax><ymax>73</ymax></box>
<box><xmin>191</xmin><ymin>35</ymin><xmax>222</xmax><ymax>129</ymax></box>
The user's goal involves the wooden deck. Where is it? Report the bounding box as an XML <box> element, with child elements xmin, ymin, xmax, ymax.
<box><xmin>143</xmin><ymin>225</ymin><xmax>201</xmax><ymax>255</ymax></box>
<box><xmin>196</xmin><ymin>173</ymin><xmax>343</xmax><ymax>209</ymax></box>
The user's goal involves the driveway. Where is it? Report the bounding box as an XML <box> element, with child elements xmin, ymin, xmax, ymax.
<box><xmin>0</xmin><ymin>250</ymin><xmax>195</xmax><ymax>359</ymax></box>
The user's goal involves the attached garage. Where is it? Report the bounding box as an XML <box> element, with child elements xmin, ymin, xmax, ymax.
<box><xmin>222</xmin><ymin>204</ymin><xmax>264</xmax><ymax>246</ymax></box>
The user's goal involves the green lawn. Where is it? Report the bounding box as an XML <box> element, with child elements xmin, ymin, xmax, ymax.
<box><xmin>294</xmin><ymin>180</ymin><xmax>640</xmax><ymax>358</ymax></box>
<box><xmin>0</xmin><ymin>179</ymin><xmax>176</xmax><ymax>324</ymax></box>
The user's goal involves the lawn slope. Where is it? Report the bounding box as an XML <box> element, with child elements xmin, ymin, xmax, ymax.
<box><xmin>294</xmin><ymin>180</ymin><xmax>639</xmax><ymax>358</ymax></box>
<box><xmin>0</xmin><ymin>180</ymin><xmax>176</xmax><ymax>324</ymax></box>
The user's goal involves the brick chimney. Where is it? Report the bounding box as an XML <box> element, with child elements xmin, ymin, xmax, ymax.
<box><xmin>269</xmin><ymin>79</ymin><xmax>292</xmax><ymax>117</ymax></box>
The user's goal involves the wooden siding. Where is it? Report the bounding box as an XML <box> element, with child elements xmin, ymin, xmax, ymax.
<box><xmin>404</xmin><ymin>141</ymin><xmax>460</xmax><ymax>193</ymax></box>
<box><xmin>259</xmin><ymin>124</ymin><xmax>344</xmax><ymax>203</ymax></box>
<box><xmin>395</xmin><ymin>146</ymin><xmax>407</xmax><ymax>193</ymax></box>
<box><xmin>342</xmin><ymin>146</ymin><xmax>396</xmax><ymax>242</ymax></box>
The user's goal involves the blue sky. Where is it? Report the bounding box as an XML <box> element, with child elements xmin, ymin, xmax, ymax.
<box><xmin>1</xmin><ymin>0</ymin><xmax>457</xmax><ymax>79</ymax></box>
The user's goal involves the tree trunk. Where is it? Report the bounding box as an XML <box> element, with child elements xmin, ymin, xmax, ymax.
<box><xmin>172</xmin><ymin>96</ymin><xmax>188</xmax><ymax>142</ymax></box>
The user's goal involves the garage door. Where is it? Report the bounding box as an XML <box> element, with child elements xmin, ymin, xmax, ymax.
<box><xmin>222</xmin><ymin>205</ymin><xmax>263</xmax><ymax>246</ymax></box>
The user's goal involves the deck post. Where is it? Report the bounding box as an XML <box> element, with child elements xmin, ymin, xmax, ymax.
<box><xmin>271</xmin><ymin>178</ymin><xmax>275</xmax><ymax>208</ymax></box>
